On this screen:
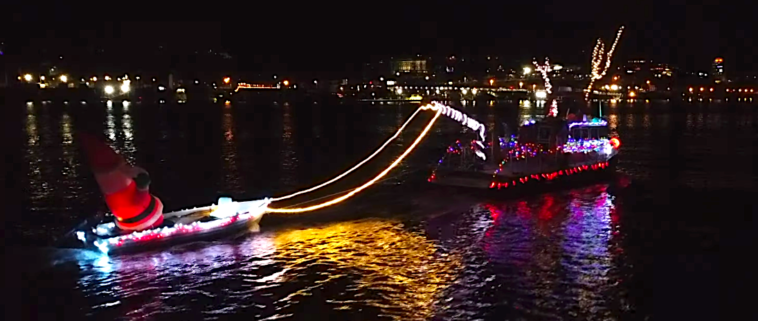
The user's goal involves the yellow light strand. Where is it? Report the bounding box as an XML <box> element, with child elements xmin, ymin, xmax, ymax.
<box><xmin>269</xmin><ymin>107</ymin><xmax>425</xmax><ymax>202</ymax></box>
<box><xmin>266</xmin><ymin>105</ymin><xmax>443</xmax><ymax>213</ymax></box>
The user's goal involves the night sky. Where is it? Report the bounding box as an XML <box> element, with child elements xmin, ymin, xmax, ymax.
<box><xmin>2</xmin><ymin>0</ymin><xmax>755</xmax><ymax>73</ymax></box>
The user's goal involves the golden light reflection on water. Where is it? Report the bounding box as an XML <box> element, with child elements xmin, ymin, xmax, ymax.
<box><xmin>25</xmin><ymin>106</ymin><xmax>46</xmax><ymax>198</ymax></box>
<box><xmin>221</xmin><ymin>107</ymin><xmax>242</xmax><ymax>191</ymax></box>
<box><xmin>272</xmin><ymin>220</ymin><xmax>462</xmax><ymax>319</ymax></box>
<box><xmin>280</xmin><ymin>102</ymin><xmax>297</xmax><ymax>185</ymax></box>
<box><xmin>60</xmin><ymin>113</ymin><xmax>79</xmax><ymax>181</ymax></box>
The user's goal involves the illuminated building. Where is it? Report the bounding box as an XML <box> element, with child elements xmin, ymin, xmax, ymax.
<box><xmin>392</xmin><ymin>58</ymin><xmax>429</xmax><ymax>75</ymax></box>
<box><xmin>712</xmin><ymin>57</ymin><xmax>725</xmax><ymax>83</ymax></box>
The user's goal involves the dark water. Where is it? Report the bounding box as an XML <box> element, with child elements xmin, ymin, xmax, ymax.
<box><xmin>3</xmin><ymin>98</ymin><xmax>755</xmax><ymax>320</ymax></box>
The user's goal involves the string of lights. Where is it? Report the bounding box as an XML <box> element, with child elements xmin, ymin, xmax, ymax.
<box><xmin>585</xmin><ymin>26</ymin><xmax>625</xmax><ymax>100</ymax></box>
<box><xmin>548</xmin><ymin>99</ymin><xmax>558</xmax><ymax>117</ymax></box>
<box><xmin>269</xmin><ymin>107</ymin><xmax>425</xmax><ymax>202</ymax></box>
<box><xmin>265</xmin><ymin>104</ymin><xmax>444</xmax><ymax>213</ymax></box>
<box><xmin>533</xmin><ymin>58</ymin><xmax>552</xmax><ymax>95</ymax></box>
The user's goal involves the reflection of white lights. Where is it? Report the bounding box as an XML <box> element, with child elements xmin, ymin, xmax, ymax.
<box><xmin>104</xmin><ymin>85</ymin><xmax>115</xmax><ymax>94</ymax></box>
<box><xmin>158</xmin><ymin>85</ymin><xmax>165</xmax><ymax>92</ymax></box>
<box><xmin>176</xmin><ymin>88</ymin><xmax>185</xmax><ymax>93</ymax></box>
<box><xmin>396</xmin><ymin>87</ymin><xmax>403</xmax><ymax>94</ymax></box>
<box><xmin>106</xmin><ymin>100</ymin><xmax>113</xmax><ymax>108</ymax></box>
<box><xmin>535</xmin><ymin>90</ymin><xmax>547</xmax><ymax>99</ymax></box>
<box><xmin>122</xmin><ymin>100</ymin><xmax>130</xmax><ymax>108</ymax></box>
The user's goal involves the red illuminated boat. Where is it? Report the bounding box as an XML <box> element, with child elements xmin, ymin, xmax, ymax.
<box><xmin>64</xmin><ymin>133</ymin><xmax>270</xmax><ymax>255</ymax></box>
<box><xmin>429</xmin><ymin>113</ymin><xmax>621</xmax><ymax>190</ymax></box>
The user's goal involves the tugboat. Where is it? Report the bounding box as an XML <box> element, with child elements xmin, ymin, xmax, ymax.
<box><xmin>428</xmin><ymin>102</ymin><xmax>621</xmax><ymax>190</ymax></box>
<box><xmin>63</xmin><ymin>133</ymin><xmax>271</xmax><ymax>255</ymax></box>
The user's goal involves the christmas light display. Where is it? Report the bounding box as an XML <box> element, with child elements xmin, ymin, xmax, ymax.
<box><xmin>269</xmin><ymin>107</ymin><xmax>428</xmax><ymax>202</ymax></box>
<box><xmin>568</xmin><ymin>118</ymin><xmax>608</xmax><ymax>129</ymax></box>
<box><xmin>548</xmin><ymin>100</ymin><xmax>558</xmax><ymax>117</ymax></box>
<box><xmin>79</xmin><ymin>133</ymin><xmax>164</xmax><ymax>231</ymax></box>
<box><xmin>87</xmin><ymin>198</ymin><xmax>271</xmax><ymax>254</ymax></box>
<box><xmin>585</xmin><ymin>26</ymin><xmax>625</xmax><ymax>100</ymax></box>
<box><xmin>489</xmin><ymin>161</ymin><xmax>611</xmax><ymax>190</ymax></box>
<box><xmin>561</xmin><ymin>138</ymin><xmax>614</xmax><ymax>155</ymax></box>
<box><xmin>265</xmin><ymin>103</ymin><xmax>444</xmax><ymax>213</ymax></box>
<box><xmin>533</xmin><ymin>58</ymin><xmax>552</xmax><ymax>95</ymax></box>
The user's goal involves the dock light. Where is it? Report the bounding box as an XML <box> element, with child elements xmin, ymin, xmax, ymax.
<box><xmin>23</xmin><ymin>74</ymin><xmax>33</xmax><ymax>82</ymax></box>
<box><xmin>121</xmin><ymin>81</ymin><xmax>130</xmax><ymax>93</ymax></box>
<box><xmin>104</xmin><ymin>85</ymin><xmax>115</xmax><ymax>94</ymax></box>
<box><xmin>518</xmin><ymin>81</ymin><xmax>523</xmax><ymax>88</ymax></box>
<box><xmin>60</xmin><ymin>75</ymin><xmax>68</xmax><ymax>83</ymax></box>
<box><xmin>628</xmin><ymin>91</ymin><xmax>636</xmax><ymax>98</ymax></box>
<box><xmin>91</xmin><ymin>76</ymin><xmax>98</xmax><ymax>82</ymax></box>
<box><xmin>223</xmin><ymin>77</ymin><xmax>231</xmax><ymax>84</ymax></box>
<box><xmin>610</xmin><ymin>84</ymin><xmax>619</xmax><ymax>91</ymax></box>
<box><xmin>700</xmin><ymin>87</ymin><xmax>704</xmax><ymax>92</ymax></box>
<box><xmin>157</xmin><ymin>85</ymin><xmax>165</xmax><ymax>92</ymax></box>
<box><xmin>40</xmin><ymin>75</ymin><xmax>46</xmax><ymax>81</ymax></box>
<box><xmin>489</xmin><ymin>79</ymin><xmax>495</xmax><ymax>86</ymax></box>
<box><xmin>283</xmin><ymin>80</ymin><xmax>290</xmax><ymax>86</ymax></box>
<box><xmin>523</xmin><ymin>67</ymin><xmax>532</xmax><ymax>75</ymax></box>
<box><xmin>535</xmin><ymin>90</ymin><xmax>547</xmax><ymax>99</ymax></box>
<box><xmin>104</xmin><ymin>75</ymin><xmax>111</xmax><ymax>81</ymax></box>
<box><xmin>688</xmin><ymin>87</ymin><xmax>694</xmax><ymax>93</ymax></box>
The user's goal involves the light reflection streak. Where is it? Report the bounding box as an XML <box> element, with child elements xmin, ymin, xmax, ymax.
<box><xmin>563</xmin><ymin>187</ymin><xmax>614</xmax><ymax>315</ymax></box>
<box><xmin>272</xmin><ymin>220</ymin><xmax>461</xmax><ymax>319</ymax></box>
<box><xmin>280</xmin><ymin>102</ymin><xmax>297</xmax><ymax>186</ymax></box>
<box><xmin>60</xmin><ymin>113</ymin><xmax>79</xmax><ymax>181</ymax></box>
<box><xmin>25</xmin><ymin>104</ymin><xmax>47</xmax><ymax>199</ymax></box>
<box><xmin>221</xmin><ymin>107</ymin><xmax>242</xmax><ymax>192</ymax></box>
<box><xmin>76</xmin><ymin>230</ymin><xmax>279</xmax><ymax>319</ymax></box>
<box><xmin>476</xmin><ymin>185</ymin><xmax>621</xmax><ymax>318</ymax></box>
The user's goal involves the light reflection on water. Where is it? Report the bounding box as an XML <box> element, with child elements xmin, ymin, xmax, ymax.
<box><xmin>9</xmin><ymin>99</ymin><xmax>751</xmax><ymax>319</ymax></box>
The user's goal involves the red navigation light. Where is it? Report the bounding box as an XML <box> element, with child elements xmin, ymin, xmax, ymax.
<box><xmin>610</xmin><ymin>137</ymin><xmax>621</xmax><ymax>149</ymax></box>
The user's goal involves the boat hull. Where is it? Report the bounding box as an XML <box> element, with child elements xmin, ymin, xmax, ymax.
<box><xmin>430</xmin><ymin>155</ymin><xmax>618</xmax><ymax>192</ymax></box>
<box><xmin>64</xmin><ymin>198</ymin><xmax>270</xmax><ymax>255</ymax></box>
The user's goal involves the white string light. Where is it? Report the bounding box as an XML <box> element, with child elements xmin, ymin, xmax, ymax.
<box><xmin>585</xmin><ymin>26</ymin><xmax>625</xmax><ymax>100</ymax></box>
<box><xmin>533</xmin><ymin>57</ymin><xmax>552</xmax><ymax>95</ymax></box>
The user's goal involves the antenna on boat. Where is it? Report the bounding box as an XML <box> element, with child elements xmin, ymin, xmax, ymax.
<box><xmin>598</xmin><ymin>100</ymin><xmax>603</xmax><ymax>118</ymax></box>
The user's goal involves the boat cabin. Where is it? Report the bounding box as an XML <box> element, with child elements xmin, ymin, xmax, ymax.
<box><xmin>517</xmin><ymin>116</ymin><xmax>609</xmax><ymax>149</ymax></box>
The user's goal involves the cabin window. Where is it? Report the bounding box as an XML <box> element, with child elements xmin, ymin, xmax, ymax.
<box><xmin>581</xmin><ymin>128</ymin><xmax>590</xmax><ymax>139</ymax></box>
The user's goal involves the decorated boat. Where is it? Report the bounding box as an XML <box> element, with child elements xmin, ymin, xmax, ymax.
<box><xmin>63</xmin><ymin>133</ymin><xmax>271</xmax><ymax>255</ymax></box>
<box><xmin>428</xmin><ymin>102</ymin><xmax>621</xmax><ymax>190</ymax></box>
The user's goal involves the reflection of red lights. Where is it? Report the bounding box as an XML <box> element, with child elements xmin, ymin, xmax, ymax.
<box><xmin>610</xmin><ymin>137</ymin><xmax>621</xmax><ymax>149</ymax></box>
